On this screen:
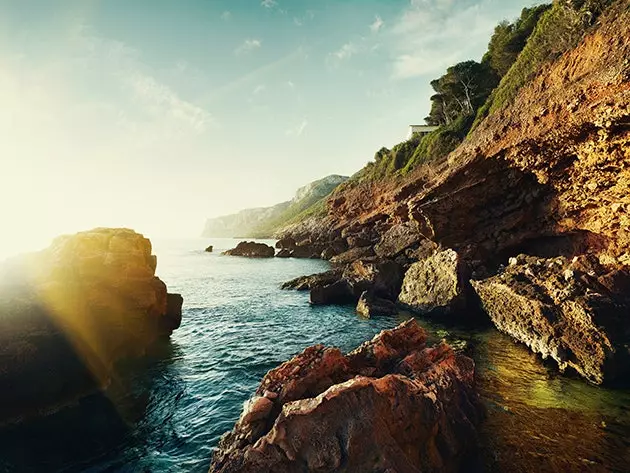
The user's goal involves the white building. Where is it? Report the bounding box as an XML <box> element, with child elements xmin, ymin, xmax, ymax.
<box><xmin>408</xmin><ymin>124</ymin><xmax>439</xmax><ymax>139</ymax></box>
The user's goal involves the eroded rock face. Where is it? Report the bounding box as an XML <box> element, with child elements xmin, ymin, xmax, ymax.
<box><xmin>223</xmin><ymin>241</ymin><xmax>275</xmax><ymax>258</ymax></box>
<box><xmin>209</xmin><ymin>320</ymin><xmax>482</xmax><ymax>473</ymax></box>
<box><xmin>0</xmin><ymin>228</ymin><xmax>182</xmax><ymax>425</ymax></box>
<box><xmin>329</xmin><ymin>246</ymin><xmax>375</xmax><ymax>264</ymax></box>
<box><xmin>471</xmin><ymin>254</ymin><xmax>630</xmax><ymax>384</ymax></box>
<box><xmin>398</xmin><ymin>249</ymin><xmax>471</xmax><ymax>316</ymax></box>
<box><xmin>281</xmin><ymin>270</ymin><xmax>343</xmax><ymax>291</ymax></box>
<box><xmin>356</xmin><ymin>291</ymin><xmax>398</xmax><ymax>318</ymax></box>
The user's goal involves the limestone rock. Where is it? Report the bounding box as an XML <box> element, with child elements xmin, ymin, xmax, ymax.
<box><xmin>398</xmin><ymin>249</ymin><xmax>470</xmax><ymax>316</ymax></box>
<box><xmin>374</xmin><ymin>222</ymin><xmax>421</xmax><ymax>258</ymax></box>
<box><xmin>223</xmin><ymin>241</ymin><xmax>275</xmax><ymax>258</ymax></box>
<box><xmin>209</xmin><ymin>320</ymin><xmax>482</xmax><ymax>473</ymax></box>
<box><xmin>356</xmin><ymin>291</ymin><xmax>398</xmax><ymax>318</ymax></box>
<box><xmin>329</xmin><ymin>246</ymin><xmax>375</xmax><ymax>264</ymax></box>
<box><xmin>309</xmin><ymin>280</ymin><xmax>354</xmax><ymax>305</ymax></box>
<box><xmin>281</xmin><ymin>270</ymin><xmax>343</xmax><ymax>291</ymax></box>
<box><xmin>0</xmin><ymin>228</ymin><xmax>182</xmax><ymax>425</ymax></box>
<box><xmin>471</xmin><ymin>254</ymin><xmax>630</xmax><ymax>384</ymax></box>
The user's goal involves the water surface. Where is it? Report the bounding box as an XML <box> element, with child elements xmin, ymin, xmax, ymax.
<box><xmin>0</xmin><ymin>238</ymin><xmax>628</xmax><ymax>472</ymax></box>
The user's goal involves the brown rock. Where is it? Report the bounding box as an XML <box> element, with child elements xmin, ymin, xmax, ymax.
<box><xmin>374</xmin><ymin>222</ymin><xmax>422</xmax><ymax>258</ymax></box>
<box><xmin>209</xmin><ymin>320</ymin><xmax>481</xmax><ymax>473</ymax></box>
<box><xmin>356</xmin><ymin>291</ymin><xmax>398</xmax><ymax>318</ymax></box>
<box><xmin>275</xmin><ymin>249</ymin><xmax>291</xmax><ymax>258</ymax></box>
<box><xmin>0</xmin><ymin>228</ymin><xmax>182</xmax><ymax>426</ymax></box>
<box><xmin>471</xmin><ymin>254</ymin><xmax>630</xmax><ymax>384</ymax></box>
<box><xmin>309</xmin><ymin>280</ymin><xmax>354</xmax><ymax>305</ymax></box>
<box><xmin>398</xmin><ymin>249</ymin><xmax>471</xmax><ymax>316</ymax></box>
<box><xmin>329</xmin><ymin>246</ymin><xmax>375</xmax><ymax>264</ymax></box>
<box><xmin>223</xmin><ymin>241</ymin><xmax>275</xmax><ymax>258</ymax></box>
<box><xmin>281</xmin><ymin>269</ymin><xmax>343</xmax><ymax>291</ymax></box>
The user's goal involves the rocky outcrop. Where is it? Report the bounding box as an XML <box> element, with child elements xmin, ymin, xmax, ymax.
<box><xmin>281</xmin><ymin>270</ymin><xmax>343</xmax><ymax>291</ymax></box>
<box><xmin>398</xmin><ymin>249</ymin><xmax>471</xmax><ymax>316</ymax></box>
<box><xmin>209</xmin><ymin>320</ymin><xmax>482</xmax><ymax>473</ymax></box>
<box><xmin>0</xmin><ymin>228</ymin><xmax>182</xmax><ymax>425</ymax></box>
<box><xmin>222</xmin><ymin>241</ymin><xmax>275</xmax><ymax>258</ymax></box>
<box><xmin>356</xmin><ymin>291</ymin><xmax>398</xmax><ymax>318</ymax></box>
<box><xmin>205</xmin><ymin>245</ymin><xmax>213</xmax><ymax>253</ymax></box>
<box><xmin>329</xmin><ymin>246</ymin><xmax>375</xmax><ymax>264</ymax></box>
<box><xmin>472</xmin><ymin>254</ymin><xmax>630</xmax><ymax>384</ymax></box>
<box><xmin>283</xmin><ymin>260</ymin><xmax>404</xmax><ymax>307</ymax></box>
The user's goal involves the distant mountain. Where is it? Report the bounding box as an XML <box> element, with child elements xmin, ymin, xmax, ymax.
<box><xmin>202</xmin><ymin>175</ymin><xmax>348</xmax><ymax>238</ymax></box>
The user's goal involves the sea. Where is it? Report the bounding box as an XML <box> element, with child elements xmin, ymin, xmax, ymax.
<box><xmin>0</xmin><ymin>238</ymin><xmax>628</xmax><ymax>472</ymax></box>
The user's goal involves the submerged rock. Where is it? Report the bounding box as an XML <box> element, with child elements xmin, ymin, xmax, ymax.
<box><xmin>471</xmin><ymin>254</ymin><xmax>630</xmax><ymax>384</ymax></box>
<box><xmin>209</xmin><ymin>320</ymin><xmax>482</xmax><ymax>473</ymax></box>
<box><xmin>0</xmin><ymin>228</ymin><xmax>182</xmax><ymax>425</ymax></box>
<box><xmin>223</xmin><ymin>241</ymin><xmax>275</xmax><ymax>258</ymax></box>
<box><xmin>356</xmin><ymin>291</ymin><xmax>398</xmax><ymax>318</ymax></box>
<box><xmin>398</xmin><ymin>249</ymin><xmax>471</xmax><ymax>316</ymax></box>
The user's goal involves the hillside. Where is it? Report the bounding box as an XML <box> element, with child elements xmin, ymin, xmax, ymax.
<box><xmin>202</xmin><ymin>174</ymin><xmax>347</xmax><ymax>238</ymax></box>
<box><xmin>279</xmin><ymin>0</ymin><xmax>629</xmax><ymax>265</ymax></box>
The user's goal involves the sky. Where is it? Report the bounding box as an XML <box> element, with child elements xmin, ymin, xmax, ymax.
<box><xmin>0</xmin><ymin>0</ymin><xmax>542</xmax><ymax>253</ymax></box>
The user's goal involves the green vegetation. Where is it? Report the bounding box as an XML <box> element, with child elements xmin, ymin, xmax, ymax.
<box><xmin>248</xmin><ymin>176</ymin><xmax>345</xmax><ymax>237</ymax></box>
<box><xmin>347</xmin><ymin>0</ymin><xmax>615</xmax><ymax>185</ymax></box>
<box><xmin>474</xmin><ymin>0</ymin><xmax>613</xmax><ymax>126</ymax></box>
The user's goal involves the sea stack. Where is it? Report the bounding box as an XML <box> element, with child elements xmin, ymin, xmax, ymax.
<box><xmin>0</xmin><ymin>228</ymin><xmax>183</xmax><ymax>425</ymax></box>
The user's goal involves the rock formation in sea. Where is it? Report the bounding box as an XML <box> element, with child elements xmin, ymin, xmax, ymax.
<box><xmin>223</xmin><ymin>241</ymin><xmax>275</xmax><ymax>258</ymax></box>
<box><xmin>275</xmin><ymin>1</ymin><xmax>630</xmax><ymax>383</ymax></box>
<box><xmin>209</xmin><ymin>319</ymin><xmax>482</xmax><ymax>473</ymax></box>
<box><xmin>0</xmin><ymin>228</ymin><xmax>182</xmax><ymax>426</ymax></box>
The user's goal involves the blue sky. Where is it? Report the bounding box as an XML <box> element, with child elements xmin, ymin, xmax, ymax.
<box><xmin>0</xmin><ymin>0</ymin><xmax>542</xmax><ymax>249</ymax></box>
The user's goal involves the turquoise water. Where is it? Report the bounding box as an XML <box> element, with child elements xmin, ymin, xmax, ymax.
<box><xmin>0</xmin><ymin>238</ymin><xmax>628</xmax><ymax>472</ymax></box>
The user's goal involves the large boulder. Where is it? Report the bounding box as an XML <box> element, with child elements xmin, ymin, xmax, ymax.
<box><xmin>374</xmin><ymin>222</ymin><xmax>422</xmax><ymax>259</ymax></box>
<box><xmin>471</xmin><ymin>254</ymin><xmax>630</xmax><ymax>385</ymax></box>
<box><xmin>310</xmin><ymin>280</ymin><xmax>354</xmax><ymax>305</ymax></box>
<box><xmin>398</xmin><ymin>249</ymin><xmax>471</xmax><ymax>316</ymax></box>
<box><xmin>223</xmin><ymin>241</ymin><xmax>275</xmax><ymax>258</ymax></box>
<box><xmin>209</xmin><ymin>320</ymin><xmax>482</xmax><ymax>473</ymax></box>
<box><xmin>329</xmin><ymin>246</ymin><xmax>375</xmax><ymax>264</ymax></box>
<box><xmin>0</xmin><ymin>228</ymin><xmax>182</xmax><ymax>425</ymax></box>
<box><xmin>281</xmin><ymin>269</ymin><xmax>343</xmax><ymax>291</ymax></box>
<box><xmin>342</xmin><ymin>259</ymin><xmax>404</xmax><ymax>301</ymax></box>
<box><xmin>356</xmin><ymin>291</ymin><xmax>398</xmax><ymax>318</ymax></box>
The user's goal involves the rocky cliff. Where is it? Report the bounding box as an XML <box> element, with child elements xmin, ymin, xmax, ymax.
<box><xmin>276</xmin><ymin>1</ymin><xmax>630</xmax><ymax>383</ymax></box>
<box><xmin>0</xmin><ymin>228</ymin><xmax>182</xmax><ymax>426</ymax></box>
<box><xmin>202</xmin><ymin>175</ymin><xmax>347</xmax><ymax>238</ymax></box>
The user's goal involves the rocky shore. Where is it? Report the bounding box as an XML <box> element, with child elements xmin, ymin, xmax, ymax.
<box><xmin>209</xmin><ymin>320</ymin><xmax>482</xmax><ymax>473</ymax></box>
<box><xmin>0</xmin><ymin>228</ymin><xmax>182</xmax><ymax>426</ymax></box>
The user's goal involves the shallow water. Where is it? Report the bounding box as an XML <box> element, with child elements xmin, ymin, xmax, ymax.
<box><xmin>0</xmin><ymin>238</ymin><xmax>628</xmax><ymax>472</ymax></box>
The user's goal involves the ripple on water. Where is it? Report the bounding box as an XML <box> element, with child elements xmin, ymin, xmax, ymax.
<box><xmin>0</xmin><ymin>238</ymin><xmax>629</xmax><ymax>473</ymax></box>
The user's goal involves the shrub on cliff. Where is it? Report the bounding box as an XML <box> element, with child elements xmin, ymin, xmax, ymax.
<box><xmin>474</xmin><ymin>0</ymin><xmax>614</xmax><ymax>127</ymax></box>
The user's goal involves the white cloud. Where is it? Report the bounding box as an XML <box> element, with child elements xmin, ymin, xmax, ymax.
<box><xmin>235</xmin><ymin>38</ymin><xmax>262</xmax><ymax>55</ymax></box>
<box><xmin>221</xmin><ymin>11</ymin><xmax>231</xmax><ymax>21</ymax></box>
<box><xmin>389</xmin><ymin>0</ymin><xmax>509</xmax><ymax>79</ymax></box>
<box><xmin>370</xmin><ymin>15</ymin><xmax>384</xmax><ymax>33</ymax></box>
<box><xmin>261</xmin><ymin>0</ymin><xmax>277</xmax><ymax>8</ymax></box>
<box><xmin>286</xmin><ymin>119</ymin><xmax>308</xmax><ymax>137</ymax></box>
<box><xmin>331</xmin><ymin>42</ymin><xmax>357</xmax><ymax>61</ymax></box>
<box><xmin>253</xmin><ymin>84</ymin><xmax>266</xmax><ymax>94</ymax></box>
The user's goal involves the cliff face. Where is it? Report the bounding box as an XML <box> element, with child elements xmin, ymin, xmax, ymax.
<box><xmin>281</xmin><ymin>1</ymin><xmax>629</xmax><ymax>269</ymax></box>
<box><xmin>0</xmin><ymin>228</ymin><xmax>182</xmax><ymax>425</ymax></box>
<box><xmin>202</xmin><ymin>174</ymin><xmax>347</xmax><ymax>238</ymax></box>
